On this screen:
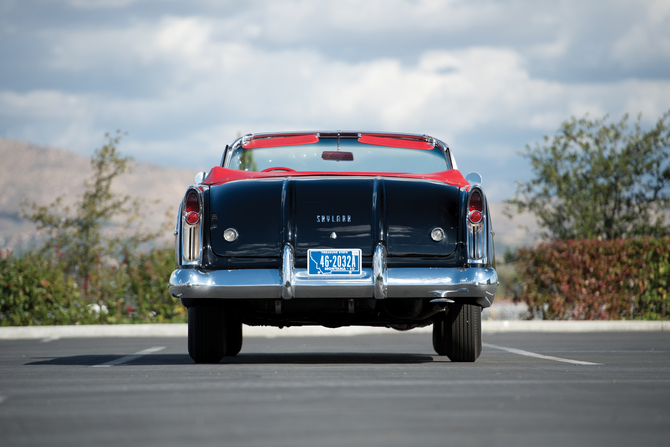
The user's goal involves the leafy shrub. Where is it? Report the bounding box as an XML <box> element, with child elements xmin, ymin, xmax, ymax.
<box><xmin>124</xmin><ymin>247</ymin><xmax>186</xmax><ymax>322</ymax></box>
<box><xmin>513</xmin><ymin>237</ymin><xmax>670</xmax><ymax>320</ymax></box>
<box><xmin>3</xmin><ymin>132</ymin><xmax>186</xmax><ymax>326</ymax></box>
<box><xmin>0</xmin><ymin>253</ymin><xmax>97</xmax><ymax>325</ymax></box>
<box><xmin>0</xmin><ymin>248</ymin><xmax>185</xmax><ymax>326</ymax></box>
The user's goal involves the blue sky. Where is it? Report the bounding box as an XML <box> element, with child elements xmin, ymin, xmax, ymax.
<box><xmin>1</xmin><ymin>0</ymin><xmax>669</xmax><ymax>201</ymax></box>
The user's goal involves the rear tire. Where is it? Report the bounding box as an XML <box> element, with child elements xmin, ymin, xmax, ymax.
<box><xmin>432</xmin><ymin>313</ymin><xmax>447</xmax><ymax>355</ymax></box>
<box><xmin>224</xmin><ymin>318</ymin><xmax>243</xmax><ymax>356</ymax></box>
<box><xmin>432</xmin><ymin>304</ymin><xmax>482</xmax><ymax>362</ymax></box>
<box><xmin>188</xmin><ymin>305</ymin><xmax>225</xmax><ymax>363</ymax></box>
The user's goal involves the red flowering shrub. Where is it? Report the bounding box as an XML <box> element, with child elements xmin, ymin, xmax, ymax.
<box><xmin>513</xmin><ymin>237</ymin><xmax>669</xmax><ymax>320</ymax></box>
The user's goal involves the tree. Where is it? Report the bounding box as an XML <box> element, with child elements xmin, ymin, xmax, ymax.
<box><xmin>21</xmin><ymin>132</ymin><xmax>158</xmax><ymax>292</ymax></box>
<box><xmin>505</xmin><ymin>111</ymin><xmax>670</xmax><ymax>240</ymax></box>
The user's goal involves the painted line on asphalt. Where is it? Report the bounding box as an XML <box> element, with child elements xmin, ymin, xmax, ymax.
<box><xmin>92</xmin><ymin>346</ymin><xmax>165</xmax><ymax>368</ymax></box>
<box><xmin>483</xmin><ymin>343</ymin><xmax>602</xmax><ymax>366</ymax></box>
<box><xmin>40</xmin><ymin>336</ymin><xmax>60</xmax><ymax>343</ymax></box>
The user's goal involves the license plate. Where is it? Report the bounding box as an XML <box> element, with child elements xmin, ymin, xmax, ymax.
<box><xmin>307</xmin><ymin>249</ymin><xmax>362</xmax><ymax>276</ymax></box>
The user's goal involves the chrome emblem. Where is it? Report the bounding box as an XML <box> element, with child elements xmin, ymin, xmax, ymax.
<box><xmin>316</xmin><ymin>215</ymin><xmax>352</xmax><ymax>223</ymax></box>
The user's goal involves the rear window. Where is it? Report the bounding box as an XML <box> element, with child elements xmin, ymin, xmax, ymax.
<box><xmin>227</xmin><ymin>138</ymin><xmax>450</xmax><ymax>173</ymax></box>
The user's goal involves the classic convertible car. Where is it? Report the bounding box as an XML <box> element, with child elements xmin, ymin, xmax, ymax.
<box><xmin>169</xmin><ymin>131</ymin><xmax>498</xmax><ymax>363</ymax></box>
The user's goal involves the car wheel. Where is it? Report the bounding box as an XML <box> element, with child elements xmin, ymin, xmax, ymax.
<box><xmin>433</xmin><ymin>304</ymin><xmax>482</xmax><ymax>362</ymax></box>
<box><xmin>432</xmin><ymin>313</ymin><xmax>447</xmax><ymax>355</ymax></box>
<box><xmin>188</xmin><ymin>305</ymin><xmax>225</xmax><ymax>363</ymax></box>
<box><xmin>224</xmin><ymin>318</ymin><xmax>243</xmax><ymax>356</ymax></box>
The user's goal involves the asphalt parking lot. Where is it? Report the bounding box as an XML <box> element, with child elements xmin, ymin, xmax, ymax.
<box><xmin>1</xmin><ymin>330</ymin><xmax>669</xmax><ymax>447</ymax></box>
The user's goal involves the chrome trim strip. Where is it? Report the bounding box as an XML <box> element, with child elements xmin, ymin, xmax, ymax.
<box><xmin>373</xmin><ymin>244</ymin><xmax>387</xmax><ymax>299</ymax></box>
<box><xmin>430</xmin><ymin>288</ymin><xmax>468</xmax><ymax>298</ymax></box>
<box><xmin>466</xmin><ymin>186</ymin><xmax>487</xmax><ymax>264</ymax></box>
<box><xmin>385</xmin><ymin>267</ymin><xmax>498</xmax><ymax>298</ymax></box>
<box><xmin>282</xmin><ymin>244</ymin><xmax>295</xmax><ymax>300</ymax></box>
<box><xmin>292</xmin><ymin>269</ymin><xmax>373</xmax><ymax>298</ymax></box>
<box><xmin>181</xmin><ymin>198</ymin><xmax>202</xmax><ymax>265</ymax></box>
<box><xmin>169</xmin><ymin>266</ymin><xmax>498</xmax><ymax>302</ymax></box>
<box><xmin>467</xmin><ymin>215</ymin><xmax>486</xmax><ymax>263</ymax></box>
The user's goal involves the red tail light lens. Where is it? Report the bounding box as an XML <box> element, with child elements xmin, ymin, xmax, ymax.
<box><xmin>186</xmin><ymin>192</ymin><xmax>199</xmax><ymax>213</ymax></box>
<box><xmin>469</xmin><ymin>191</ymin><xmax>483</xmax><ymax>223</ymax></box>
<box><xmin>185</xmin><ymin>211</ymin><xmax>200</xmax><ymax>225</ymax></box>
<box><xmin>469</xmin><ymin>191</ymin><xmax>482</xmax><ymax>212</ymax></box>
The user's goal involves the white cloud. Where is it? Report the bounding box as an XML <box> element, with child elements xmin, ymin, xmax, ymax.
<box><xmin>6</xmin><ymin>26</ymin><xmax>670</xmax><ymax>161</ymax></box>
<box><xmin>68</xmin><ymin>0</ymin><xmax>138</xmax><ymax>8</ymax></box>
<box><xmin>1</xmin><ymin>0</ymin><xmax>669</xmax><ymax>206</ymax></box>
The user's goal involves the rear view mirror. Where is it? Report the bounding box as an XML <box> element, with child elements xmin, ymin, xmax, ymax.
<box><xmin>465</xmin><ymin>171</ymin><xmax>482</xmax><ymax>186</ymax></box>
<box><xmin>322</xmin><ymin>151</ymin><xmax>354</xmax><ymax>161</ymax></box>
<box><xmin>194</xmin><ymin>171</ymin><xmax>207</xmax><ymax>184</ymax></box>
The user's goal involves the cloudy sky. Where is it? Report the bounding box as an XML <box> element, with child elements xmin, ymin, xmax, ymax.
<box><xmin>1</xmin><ymin>0</ymin><xmax>669</xmax><ymax>200</ymax></box>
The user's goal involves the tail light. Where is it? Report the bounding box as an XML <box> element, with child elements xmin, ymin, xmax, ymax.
<box><xmin>182</xmin><ymin>190</ymin><xmax>202</xmax><ymax>264</ymax></box>
<box><xmin>185</xmin><ymin>192</ymin><xmax>200</xmax><ymax>225</ymax></box>
<box><xmin>469</xmin><ymin>190</ymin><xmax>483</xmax><ymax>223</ymax></box>
<box><xmin>467</xmin><ymin>188</ymin><xmax>486</xmax><ymax>262</ymax></box>
<box><xmin>186</xmin><ymin>192</ymin><xmax>199</xmax><ymax>212</ymax></box>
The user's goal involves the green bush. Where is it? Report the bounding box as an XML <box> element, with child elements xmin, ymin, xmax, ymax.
<box><xmin>5</xmin><ymin>132</ymin><xmax>186</xmax><ymax>326</ymax></box>
<box><xmin>124</xmin><ymin>247</ymin><xmax>186</xmax><ymax>323</ymax></box>
<box><xmin>0</xmin><ymin>248</ymin><xmax>185</xmax><ymax>326</ymax></box>
<box><xmin>513</xmin><ymin>237</ymin><xmax>670</xmax><ymax>320</ymax></box>
<box><xmin>0</xmin><ymin>253</ymin><xmax>96</xmax><ymax>325</ymax></box>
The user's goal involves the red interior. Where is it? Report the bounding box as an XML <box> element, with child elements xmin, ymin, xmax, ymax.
<box><xmin>203</xmin><ymin>166</ymin><xmax>470</xmax><ymax>188</ymax></box>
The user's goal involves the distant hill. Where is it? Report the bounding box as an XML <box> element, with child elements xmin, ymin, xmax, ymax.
<box><xmin>0</xmin><ymin>138</ymin><xmax>196</xmax><ymax>254</ymax></box>
<box><xmin>0</xmin><ymin>137</ymin><xmax>537</xmax><ymax>256</ymax></box>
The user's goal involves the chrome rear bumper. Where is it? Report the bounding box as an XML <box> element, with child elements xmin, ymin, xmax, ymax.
<box><xmin>169</xmin><ymin>245</ymin><xmax>499</xmax><ymax>307</ymax></box>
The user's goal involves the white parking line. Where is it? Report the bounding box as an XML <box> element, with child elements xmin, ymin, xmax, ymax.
<box><xmin>483</xmin><ymin>343</ymin><xmax>602</xmax><ymax>366</ymax></box>
<box><xmin>40</xmin><ymin>336</ymin><xmax>60</xmax><ymax>343</ymax></box>
<box><xmin>92</xmin><ymin>346</ymin><xmax>165</xmax><ymax>368</ymax></box>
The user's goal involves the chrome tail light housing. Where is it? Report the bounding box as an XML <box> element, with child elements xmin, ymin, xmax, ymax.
<box><xmin>181</xmin><ymin>188</ymin><xmax>203</xmax><ymax>265</ymax></box>
<box><xmin>467</xmin><ymin>187</ymin><xmax>487</xmax><ymax>263</ymax></box>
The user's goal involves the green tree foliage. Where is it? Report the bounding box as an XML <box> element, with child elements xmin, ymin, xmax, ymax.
<box><xmin>1</xmin><ymin>133</ymin><xmax>187</xmax><ymax>325</ymax></box>
<box><xmin>21</xmin><ymin>132</ymin><xmax>158</xmax><ymax>292</ymax></box>
<box><xmin>506</xmin><ymin>111</ymin><xmax>670</xmax><ymax>239</ymax></box>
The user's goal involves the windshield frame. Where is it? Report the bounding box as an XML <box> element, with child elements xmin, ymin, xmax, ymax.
<box><xmin>222</xmin><ymin>133</ymin><xmax>455</xmax><ymax>174</ymax></box>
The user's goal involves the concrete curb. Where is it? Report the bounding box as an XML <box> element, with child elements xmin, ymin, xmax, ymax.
<box><xmin>483</xmin><ymin>320</ymin><xmax>669</xmax><ymax>333</ymax></box>
<box><xmin>0</xmin><ymin>320</ymin><xmax>667</xmax><ymax>340</ymax></box>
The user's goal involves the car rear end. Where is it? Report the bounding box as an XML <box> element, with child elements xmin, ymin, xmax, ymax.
<box><xmin>170</xmin><ymin>132</ymin><xmax>498</xmax><ymax>363</ymax></box>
